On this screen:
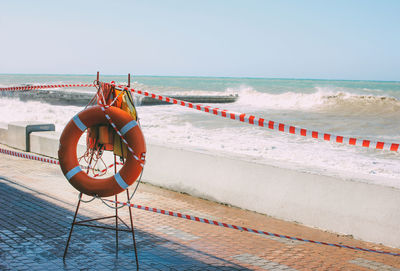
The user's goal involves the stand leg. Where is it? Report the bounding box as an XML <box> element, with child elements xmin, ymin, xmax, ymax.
<box><xmin>63</xmin><ymin>193</ymin><xmax>82</xmax><ymax>260</ymax></box>
<box><xmin>114</xmin><ymin>155</ymin><xmax>119</xmax><ymax>257</ymax></box>
<box><xmin>115</xmin><ymin>194</ymin><xmax>118</xmax><ymax>257</ymax></box>
<box><xmin>127</xmin><ymin>189</ymin><xmax>139</xmax><ymax>270</ymax></box>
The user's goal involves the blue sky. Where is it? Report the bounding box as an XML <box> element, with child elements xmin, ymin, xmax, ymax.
<box><xmin>1</xmin><ymin>0</ymin><xmax>399</xmax><ymax>80</ymax></box>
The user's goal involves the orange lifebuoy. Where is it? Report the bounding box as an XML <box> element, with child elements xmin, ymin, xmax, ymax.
<box><xmin>58</xmin><ymin>105</ymin><xmax>146</xmax><ymax>197</ymax></box>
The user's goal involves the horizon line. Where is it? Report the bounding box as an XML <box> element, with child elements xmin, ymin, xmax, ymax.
<box><xmin>0</xmin><ymin>72</ymin><xmax>399</xmax><ymax>83</ymax></box>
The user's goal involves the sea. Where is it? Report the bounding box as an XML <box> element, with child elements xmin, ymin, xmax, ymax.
<box><xmin>0</xmin><ymin>74</ymin><xmax>399</xmax><ymax>186</ymax></box>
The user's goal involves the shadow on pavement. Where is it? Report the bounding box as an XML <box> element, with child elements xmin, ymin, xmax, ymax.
<box><xmin>0</xmin><ymin>177</ymin><xmax>250</xmax><ymax>270</ymax></box>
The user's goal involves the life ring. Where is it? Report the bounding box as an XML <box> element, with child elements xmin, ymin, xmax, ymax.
<box><xmin>58</xmin><ymin>105</ymin><xmax>146</xmax><ymax>197</ymax></box>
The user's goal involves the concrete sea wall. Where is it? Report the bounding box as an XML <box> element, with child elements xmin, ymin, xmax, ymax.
<box><xmin>6</xmin><ymin>90</ymin><xmax>238</xmax><ymax>106</ymax></box>
<box><xmin>0</xmin><ymin>121</ymin><xmax>399</xmax><ymax>248</ymax></box>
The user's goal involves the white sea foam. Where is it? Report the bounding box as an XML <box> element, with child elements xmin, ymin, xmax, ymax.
<box><xmin>0</xmin><ymin>97</ymin><xmax>81</xmax><ymax>131</ymax></box>
<box><xmin>233</xmin><ymin>85</ymin><xmax>328</xmax><ymax>110</ymax></box>
<box><xmin>0</xmin><ymin>76</ymin><xmax>399</xmax><ymax>187</ymax></box>
<box><xmin>134</xmin><ymin>100</ymin><xmax>400</xmax><ymax>184</ymax></box>
<box><xmin>1</xmin><ymin>94</ymin><xmax>398</xmax><ymax>182</ymax></box>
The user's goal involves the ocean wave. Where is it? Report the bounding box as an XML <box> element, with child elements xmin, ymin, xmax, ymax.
<box><xmin>2</xmin><ymin>81</ymin><xmax>399</xmax><ymax>116</ymax></box>
<box><xmin>319</xmin><ymin>92</ymin><xmax>400</xmax><ymax>115</ymax></box>
<box><xmin>230</xmin><ymin>85</ymin><xmax>400</xmax><ymax>115</ymax></box>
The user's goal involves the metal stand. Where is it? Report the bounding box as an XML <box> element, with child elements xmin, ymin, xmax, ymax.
<box><xmin>63</xmin><ymin>190</ymin><xmax>139</xmax><ymax>269</ymax></box>
<box><xmin>64</xmin><ymin>72</ymin><xmax>139</xmax><ymax>268</ymax></box>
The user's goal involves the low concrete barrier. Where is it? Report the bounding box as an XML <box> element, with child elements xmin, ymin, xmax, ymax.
<box><xmin>0</xmin><ymin>122</ymin><xmax>7</xmax><ymax>143</ymax></box>
<box><xmin>30</xmin><ymin>131</ymin><xmax>61</xmax><ymax>158</ymax></box>
<box><xmin>0</xmin><ymin>122</ymin><xmax>399</xmax><ymax>248</ymax></box>
<box><xmin>143</xmin><ymin>143</ymin><xmax>400</xmax><ymax>248</ymax></box>
<box><xmin>7</xmin><ymin>122</ymin><xmax>55</xmax><ymax>151</ymax></box>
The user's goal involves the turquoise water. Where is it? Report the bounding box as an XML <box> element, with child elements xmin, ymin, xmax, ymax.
<box><xmin>2</xmin><ymin>73</ymin><xmax>399</xmax><ymax>136</ymax></box>
<box><xmin>1</xmin><ymin>74</ymin><xmax>400</xmax><ymax>97</ymax></box>
<box><xmin>0</xmin><ymin>74</ymin><xmax>399</xmax><ymax>182</ymax></box>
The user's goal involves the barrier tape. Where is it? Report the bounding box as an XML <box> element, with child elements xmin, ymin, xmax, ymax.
<box><xmin>98</xmin><ymin>102</ymin><xmax>145</xmax><ymax>167</ymax></box>
<box><xmin>109</xmin><ymin>83</ymin><xmax>400</xmax><ymax>153</ymax></box>
<box><xmin>93</xmin><ymin>162</ymin><xmax>122</xmax><ymax>178</ymax></box>
<box><xmin>1</xmin><ymin>82</ymin><xmax>398</xmax><ymax>152</ymax></box>
<box><xmin>0</xmin><ymin>147</ymin><xmax>119</xmax><ymax>175</ymax></box>
<box><xmin>104</xmin><ymin>198</ymin><xmax>400</xmax><ymax>257</ymax></box>
<box><xmin>0</xmin><ymin>147</ymin><xmax>59</xmax><ymax>165</ymax></box>
<box><xmin>0</xmin><ymin>84</ymin><xmax>95</xmax><ymax>92</ymax></box>
<box><xmin>95</xmin><ymin>81</ymin><xmax>146</xmax><ymax>166</ymax></box>
<box><xmin>1</xmin><ymin>146</ymin><xmax>399</xmax><ymax>257</ymax></box>
<box><xmin>0</xmin><ymin>83</ymin><xmax>146</xmax><ymax>166</ymax></box>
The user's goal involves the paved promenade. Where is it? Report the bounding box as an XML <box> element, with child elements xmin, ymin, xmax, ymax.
<box><xmin>0</xmin><ymin>146</ymin><xmax>399</xmax><ymax>270</ymax></box>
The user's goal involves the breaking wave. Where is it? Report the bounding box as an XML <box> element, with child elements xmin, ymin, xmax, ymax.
<box><xmin>231</xmin><ymin>85</ymin><xmax>400</xmax><ymax>115</ymax></box>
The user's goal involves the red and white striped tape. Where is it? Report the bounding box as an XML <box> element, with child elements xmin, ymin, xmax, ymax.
<box><xmin>0</xmin><ymin>146</ymin><xmax>121</xmax><ymax>176</ymax></box>
<box><xmin>1</xmin><ymin>146</ymin><xmax>399</xmax><ymax>257</ymax></box>
<box><xmin>96</xmin><ymin>84</ymin><xmax>146</xmax><ymax>167</ymax></box>
<box><xmin>0</xmin><ymin>147</ymin><xmax>59</xmax><ymax>164</ymax></box>
<box><xmin>110</xmin><ymin>83</ymin><xmax>400</xmax><ymax>153</ymax></box>
<box><xmin>99</xmin><ymin>103</ymin><xmax>145</xmax><ymax>167</ymax></box>
<box><xmin>1</xmin><ymin>82</ymin><xmax>398</xmax><ymax>152</ymax></box>
<box><xmin>104</xmin><ymin>198</ymin><xmax>400</xmax><ymax>257</ymax></box>
<box><xmin>92</xmin><ymin>162</ymin><xmax>122</xmax><ymax>178</ymax></box>
<box><xmin>0</xmin><ymin>84</ymin><xmax>95</xmax><ymax>92</ymax></box>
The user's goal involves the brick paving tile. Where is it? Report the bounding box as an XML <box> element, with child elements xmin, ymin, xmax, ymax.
<box><xmin>1</xmin><ymin>146</ymin><xmax>400</xmax><ymax>270</ymax></box>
